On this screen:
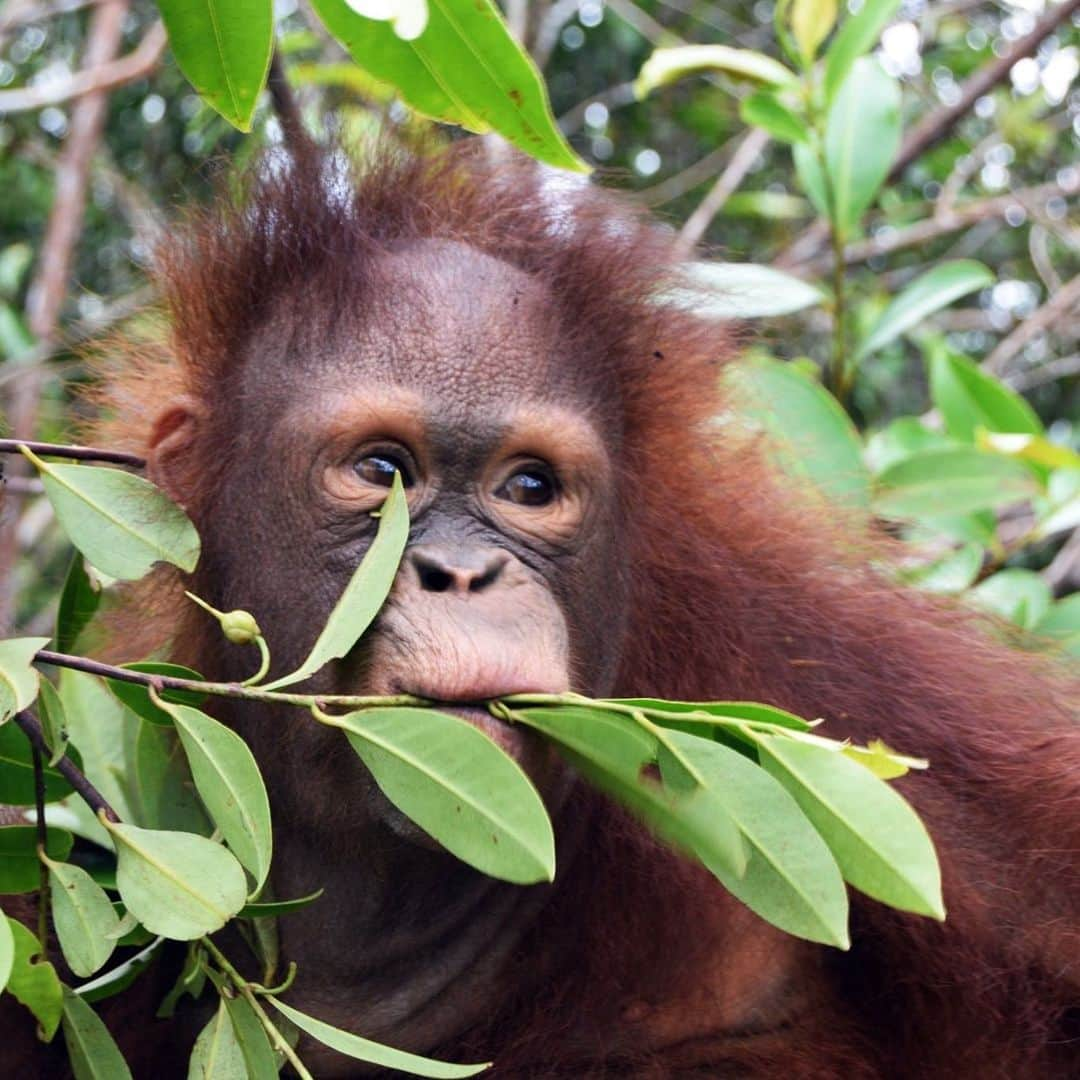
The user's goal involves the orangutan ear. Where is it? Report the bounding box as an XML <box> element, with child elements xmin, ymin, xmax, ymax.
<box><xmin>146</xmin><ymin>395</ymin><xmax>206</xmax><ymax>509</ymax></box>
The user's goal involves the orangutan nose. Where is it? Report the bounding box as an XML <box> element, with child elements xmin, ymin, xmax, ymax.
<box><xmin>407</xmin><ymin>545</ymin><xmax>509</xmax><ymax>595</ymax></box>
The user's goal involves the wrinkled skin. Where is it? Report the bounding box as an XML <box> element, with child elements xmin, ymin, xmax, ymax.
<box><xmin>149</xmin><ymin>241</ymin><xmax>628</xmax><ymax>1070</ymax></box>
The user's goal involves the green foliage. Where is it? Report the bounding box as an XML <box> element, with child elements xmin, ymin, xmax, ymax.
<box><xmin>329</xmin><ymin>705</ymin><xmax>556</xmax><ymax>885</ymax></box>
<box><xmin>21</xmin><ymin>448</ymin><xmax>200</xmax><ymax>582</ymax></box>
<box><xmin>156</xmin><ymin>0</ymin><xmax>273</xmax><ymax>130</ymax></box>
<box><xmin>265</xmin><ymin>471</ymin><xmax>409</xmax><ymax>689</ymax></box>
<box><xmin>1</xmin><ymin>0</ymin><xmax>1076</xmax><ymax>1073</ymax></box>
<box><xmin>268</xmin><ymin>996</ymin><xmax>491</xmax><ymax>1077</ymax></box>
<box><xmin>0</xmin><ymin>826</ymin><xmax>73</xmax><ymax>894</ymax></box>
<box><xmin>60</xmin><ymin>987</ymin><xmax>133</xmax><ymax>1080</ymax></box>
<box><xmin>309</xmin><ymin>0</ymin><xmax>585</xmax><ymax>170</ymax></box>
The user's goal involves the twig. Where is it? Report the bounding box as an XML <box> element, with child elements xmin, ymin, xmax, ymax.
<box><xmin>0</xmin><ymin>0</ymin><xmax>101</xmax><ymax>34</ymax></box>
<box><xmin>266</xmin><ymin>52</ymin><xmax>316</xmax><ymax>158</ymax></box>
<box><xmin>33</xmin><ymin>648</ymin><xmax>426</xmax><ymax>711</ymax></box>
<box><xmin>891</xmin><ymin>0</ymin><xmax>1080</xmax><ymax>179</ymax></box>
<box><xmin>675</xmin><ymin>127</ymin><xmax>770</xmax><ymax>257</ymax></box>
<box><xmin>12</xmin><ymin>710</ymin><xmax>120</xmax><ymax>823</ymax></box>
<box><xmin>634</xmin><ymin>142</ymin><xmax>733</xmax><ymax>207</ymax></box>
<box><xmin>984</xmin><ymin>272</ymin><xmax>1080</xmax><ymax>377</ymax></box>
<box><xmin>0</xmin><ymin>0</ymin><xmax>129</xmax><ymax>636</ymax></box>
<box><xmin>0</xmin><ymin>21</ymin><xmax>166</xmax><ymax>115</ymax></box>
<box><xmin>1005</xmin><ymin>353</ymin><xmax>1080</xmax><ymax>392</ymax></box>
<box><xmin>775</xmin><ymin>0</ymin><xmax>1080</xmax><ymax>270</ymax></box>
<box><xmin>605</xmin><ymin>0</ymin><xmax>675</xmax><ymax>45</ymax></box>
<box><xmin>0</xmin><ymin>439</ymin><xmax>146</xmax><ymax>468</ymax></box>
<box><xmin>31</xmin><ymin>740</ymin><xmax>51</xmax><ymax>957</ymax></box>
<box><xmin>558</xmin><ymin>81</ymin><xmax>636</xmax><ymax>135</ymax></box>
<box><xmin>533</xmin><ymin>0</ymin><xmax>582</xmax><ymax>68</ymax></box>
<box><xmin>1044</xmin><ymin>529</ymin><xmax>1080</xmax><ymax>593</ymax></box>
<box><xmin>791</xmin><ymin>180</ymin><xmax>1077</xmax><ymax>276</ymax></box>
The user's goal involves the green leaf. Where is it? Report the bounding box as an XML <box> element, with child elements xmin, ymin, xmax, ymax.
<box><xmin>104</xmin><ymin>822</ymin><xmax>247</xmax><ymax>940</ymax></box>
<box><xmin>128</xmin><ymin>721</ymin><xmax>212</xmax><ymax>834</ymax></box>
<box><xmin>664</xmin><ymin>732</ymin><xmax>851</xmax><ymax>946</ymax></box>
<box><xmin>57</xmin><ymin>668</ymin><xmax>139</xmax><ymax>823</ymax></box>
<box><xmin>21</xmin><ymin>448</ymin><xmax>200</xmax><ymax>581</ymax></box>
<box><xmin>268</xmin><ymin>997</ymin><xmax>490</xmax><ymax>1077</ymax></box>
<box><xmin>740</xmin><ymin>90</ymin><xmax>810</xmax><ymax>144</ymax></box>
<box><xmin>61</xmin><ymin>986</ymin><xmax>133</xmax><ymax>1080</ymax></box>
<box><xmin>37</xmin><ymin>678</ymin><xmax>69</xmax><ymax>766</ymax></box>
<box><xmin>5</xmin><ymin>916</ymin><xmax>63</xmax><ymax>1039</ymax></box>
<box><xmin>864</xmin><ymin>417</ymin><xmax>951</xmax><ymax>474</ymax></box>
<box><xmin>606</xmin><ymin>699</ymin><xmax>811</xmax><ymax>732</ymax></box>
<box><xmin>900</xmin><ymin>543</ymin><xmax>983</xmax><ymax>594</ymax></box>
<box><xmin>928</xmin><ymin>348</ymin><xmax>1041</xmax><ymax>442</ymax></box>
<box><xmin>239</xmin><ymin>888</ymin><xmax>324</xmax><ymax>918</ymax></box>
<box><xmin>156</xmin><ymin>0</ymin><xmax>272</xmax><ymax>130</ymax></box>
<box><xmin>824</xmin><ymin>58</ymin><xmax>900</xmax><ymax>237</ymax></box>
<box><xmin>791</xmin><ymin>0</ymin><xmax>838</xmax><ymax>63</ymax></box>
<box><xmin>0</xmin><ymin>722</ymin><xmax>80</xmax><ymax>805</ymax></box>
<box><xmin>107</xmin><ymin>662</ymin><xmax>207</xmax><ymax>726</ymax></box>
<box><xmin>265</xmin><ymin>474</ymin><xmax>409</xmax><ymax>689</ymax></box>
<box><xmin>731</xmin><ymin>356</ymin><xmax>872</xmax><ymax>511</ymax></box>
<box><xmin>56</xmin><ymin>556</ymin><xmax>102</xmax><ymax>654</ymax></box>
<box><xmin>222</xmin><ymin>993</ymin><xmax>278</xmax><ymax>1080</ymax></box>
<box><xmin>188</xmin><ymin>996</ymin><xmax>247</xmax><ymax>1079</ymax></box>
<box><xmin>332</xmin><ymin>706</ymin><xmax>554</xmax><ymax>884</ymax></box>
<box><xmin>660</xmin><ymin>261</ymin><xmax>825</xmax><ymax>320</ymax></box>
<box><xmin>971</xmin><ymin>568</ymin><xmax>1052</xmax><ymax>631</ymax></box>
<box><xmin>163</xmin><ymin>701</ymin><xmax>272</xmax><ymax>894</ymax></box>
<box><xmin>77</xmin><ymin>937</ymin><xmax>164</xmax><ymax>1005</ymax></box>
<box><xmin>756</xmin><ymin>735</ymin><xmax>944</xmax><ymax>919</ymax></box>
<box><xmin>1033</xmin><ymin>594</ymin><xmax>1080</xmax><ymax>657</ymax></box>
<box><xmin>45</xmin><ymin>858</ymin><xmax>121</xmax><ymax>977</ymax></box>
<box><xmin>636</xmin><ymin>45</ymin><xmax>798</xmax><ymax>96</ymax></box>
<box><xmin>0</xmin><ymin>910</ymin><xmax>12</xmax><ymax>993</ymax></box>
<box><xmin>823</xmin><ymin>0</ymin><xmax>901</xmax><ymax>102</ymax></box>
<box><xmin>0</xmin><ymin>826</ymin><xmax>73</xmax><ymax>894</ymax></box>
<box><xmin>511</xmin><ymin>706</ymin><xmax>747</xmax><ymax>880</ymax></box>
<box><xmin>0</xmin><ymin>636</ymin><xmax>47</xmax><ymax>722</ymax></box>
<box><xmin>793</xmin><ymin>141</ymin><xmax>829</xmax><ymax>217</ymax></box>
<box><xmin>309</xmin><ymin>0</ymin><xmax>585</xmax><ymax>172</ymax></box>
<box><xmin>874</xmin><ymin>448</ymin><xmax>1039</xmax><ymax>518</ymax></box>
<box><xmin>856</xmin><ymin>262</ymin><xmax>995</xmax><ymax>361</ymax></box>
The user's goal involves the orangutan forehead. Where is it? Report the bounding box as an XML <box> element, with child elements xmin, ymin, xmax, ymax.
<box><xmin>242</xmin><ymin>238</ymin><xmax>604</xmax><ymax>417</ymax></box>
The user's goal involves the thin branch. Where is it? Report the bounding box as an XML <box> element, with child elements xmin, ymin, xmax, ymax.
<box><xmin>0</xmin><ymin>0</ymin><xmax>101</xmax><ymax>34</ymax></box>
<box><xmin>633</xmin><ymin>142</ymin><xmax>733</xmax><ymax>208</ymax></box>
<box><xmin>0</xmin><ymin>20</ymin><xmax>165</xmax><ymax>115</ymax></box>
<box><xmin>34</xmin><ymin>648</ymin><xmax>427</xmax><ymax>711</ymax></box>
<box><xmin>0</xmin><ymin>439</ymin><xmax>146</xmax><ymax>468</ymax></box>
<box><xmin>533</xmin><ymin>0</ymin><xmax>581</xmax><ymax>68</ymax></box>
<box><xmin>775</xmin><ymin>0</ymin><xmax>1080</xmax><ymax>270</ymax></box>
<box><xmin>12</xmin><ymin>710</ymin><xmax>120</xmax><ymax>823</ymax></box>
<box><xmin>984</xmin><ymin>272</ymin><xmax>1080</xmax><ymax>377</ymax></box>
<box><xmin>1</xmin><ymin>0</ymin><xmax>129</xmax><ymax>636</ymax></box>
<box><xmin>791</xmin><ymin>180</ymin><xmax>1077</xmax><ymax>276</ymax></box>
<box><xmin>267</xmin><ymin>51</ymin><xmax>317</xmax><ymax>158</ymax></box>
<box><xmin>1044</xmin><ymin>529</ymin><xmax>1080</xmax><ymax>593</ymax></box>
<box><xmin>891</xmin><ymin>0</ymin><xmax>1080</xmax><ymax>178</ymax></box>
<box><xmin>558</xmin><ymin>81</ymin><xmax>636</xmax><ymax>135</ymax></box>
<box><xmin>31</xmin><ymin>740</ymin><xmax>51</xmax><ymax>957</ymax></box>
<box><xmin>675</xmin><ymin>127</ymin><xmax>770</xmax><ymax>257</ymax></box>
<box><xmin>1005</xmin><ymin>352</ymin><xmax>1080</xmax><ymax>392</ymax></box>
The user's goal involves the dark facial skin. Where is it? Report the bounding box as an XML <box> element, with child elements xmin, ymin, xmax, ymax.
<box><xmin>152</xmin><ymin>242</ymin><xmax>629</xmax><ymax>1071</ymax></box>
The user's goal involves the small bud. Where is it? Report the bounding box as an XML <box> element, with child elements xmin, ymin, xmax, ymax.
<box><xmin>220</xmin><ymin>609</ymin><xmax>261</xmax><ymax>645</ymax></box>
<box><xmin>185</xmin><ymin>591</ymin><xmax>261</xmax><ymax>645</ymax></box>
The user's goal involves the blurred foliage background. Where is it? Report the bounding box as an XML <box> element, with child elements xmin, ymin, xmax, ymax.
<box><xmin>1</xmin><ymin>0</ymin><xmax>1078</xmax><ymax>649</ymax></box>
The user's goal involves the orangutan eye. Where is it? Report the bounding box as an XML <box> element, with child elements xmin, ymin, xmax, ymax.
<box><xmin>354</xmin><ymin>451</ymin><xmax>414</xmax><ymax>488</ymax></box>
<box><xmin>496</xmin><ymin>465</ymin><xmax>557</xmax><ymax>507</ymax></box>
